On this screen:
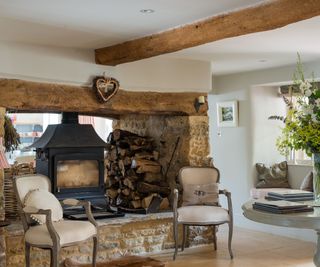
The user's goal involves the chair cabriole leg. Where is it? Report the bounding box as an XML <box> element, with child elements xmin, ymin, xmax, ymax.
<box><xmin>182</xmin><ymin>225</ymin><xmax>187</xmax><ymax>251</ymax></box>
<box><xmin>51</xmin><ymin>246</ymin><xmax>60</xmax><ymax>267</ymax></box>
<box><xmin>92</xmin><ymin>236</ymin><xmax>98</xmax><ymax>267</ymax></box>
<box><xmin>25</xmin><ymin>243</ymin><xmax>31</xmax><ymax>267</ymax></box>
<box><xmin>173</xmin><ymin>221</ymin><xmax>178</xmax><ymax>260</ymax></box>
<box><xmin>213</xmin><ymin>225</ymin><xmax>217</xmax><ymax>251</ymax></box>
<box><xmin>228</xmin><ymin>222</ymin><xmax>233</xmax><ymax>259</ymax></box>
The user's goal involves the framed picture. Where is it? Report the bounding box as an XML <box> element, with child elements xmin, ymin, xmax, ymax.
<box><xmin>217</xmin><ymin>101</ymin><xmax>238</xmax><ymax>127</ymax></box>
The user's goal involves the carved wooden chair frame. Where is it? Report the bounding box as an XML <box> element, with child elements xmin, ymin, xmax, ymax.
<box><xmin>13</xmin><ymin>174</ymin><xmax>98</xmax><ymax>267</ymax></box>
<box><xmin>173</xmin><ymin>166</ymin><xmax>233</xmax><ymax>260</ymax></box>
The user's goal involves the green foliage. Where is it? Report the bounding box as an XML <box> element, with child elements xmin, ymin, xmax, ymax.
<box><xmin>4</xmin><ymin>115</ymin><xmax>20</xmax><ymax>152</ymax></box>
<box><xmin>276</xmin><ymin>54</ymin><xmax>320</xmax><ymax>156</ymax></box>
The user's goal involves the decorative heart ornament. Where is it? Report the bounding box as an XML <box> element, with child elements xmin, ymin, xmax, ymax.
<box><xmin>93</xmin><ymin>76</ymin><xmax>120</xmax><ymax>103</ymax></box>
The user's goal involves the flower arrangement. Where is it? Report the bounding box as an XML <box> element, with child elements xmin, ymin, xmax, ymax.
<box><xmin>276</xmin><ymin>54</ymin><xmax>320</xmax><ymax>157</ymax></box>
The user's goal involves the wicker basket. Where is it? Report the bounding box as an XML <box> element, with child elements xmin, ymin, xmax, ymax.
<box><xmin>4</xmin><ymin>163</ymin><xmax>35</xmax><ymax>221</ymax></box>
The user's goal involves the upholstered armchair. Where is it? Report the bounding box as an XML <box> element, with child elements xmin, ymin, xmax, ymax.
<box><xmin>173</xmin><ymin>166</ymin><xmax>233</xmax><ymax>260</ymax></box>
<box><xmin>13</xmin><ymin>174</ymin><xmax>98</xmax><ymax>267</ymax></box>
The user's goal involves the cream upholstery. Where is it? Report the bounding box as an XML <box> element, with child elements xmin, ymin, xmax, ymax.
<box><xmin>15</xmin><ymin>174</ymin><xmax>51</xmax><ymax>203</ymax></box>
<box><xmin>182</xmin><ymin>183</ymin><xmax>219</xmax><ymax>206</ymax></box>
<box><xmin>179</xmin><ymin>167</ymin><xmax>219</xmax><ymax>185</ymax></box>
<box><xmin>25</xmin><ymin>220</ymin><xmax>97</xmax><ymax>246</ymax></box>
<box><xmin>177</xmin><ymin>206</ymin><xmax>229</xmax><ymax>224</ymax></box>
<box><xmin>24</xmin><ymin>189</ymin><xmax>64</xmax><ymax>224</ymax></box>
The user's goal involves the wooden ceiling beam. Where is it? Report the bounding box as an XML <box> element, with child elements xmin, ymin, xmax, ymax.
<box><xmin>0</xmin><ymin>79</ymin><xmax>207</xmax><ymax>117</ymax></box>
<box><xmin>95</xmin><ymin>0</ymin><xmax>320</xmax><ymax>66</ymax></box>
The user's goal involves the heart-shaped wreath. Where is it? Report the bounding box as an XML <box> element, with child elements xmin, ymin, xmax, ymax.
<box><xmin>92</xmin><ymin>76</ymin><xmax>120</xmax><ymax>103</ymax></box>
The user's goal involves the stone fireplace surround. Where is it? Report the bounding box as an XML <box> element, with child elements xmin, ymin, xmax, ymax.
<box><xmin>0</xmin><ymin>90</ymin><xmax>211</xmax><ymax>266</ymax></box>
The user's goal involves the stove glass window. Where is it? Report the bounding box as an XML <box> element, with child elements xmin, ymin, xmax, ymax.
<box><xmin>57</xmin><ymin>160</ymin><xmax>99</xmax><ymax>188</ymax></box>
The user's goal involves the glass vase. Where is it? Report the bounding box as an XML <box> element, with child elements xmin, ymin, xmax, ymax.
<box><xmin>313</xmin><ymin>153</ymin><xmax>320</xmax><ymax>205</ymax></box>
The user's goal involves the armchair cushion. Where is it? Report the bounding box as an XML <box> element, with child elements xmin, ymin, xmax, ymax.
<box><xmin>25</xmin><ymin>220</ymin><xmax>97</xmax><ymax>246</ymax></box>
<box><xmin>182</xmin><ymin>183</ymin><xmax>219</xmax><ymax>206</ymax></box>
<box><xmin>24</xmin><ymin>189</ymin><xmax>63</xmax><ymax>224</ymax></box>
<box><xmin>255</xmin><ymin>161</ymin><xmax>290</xmax><ymax>188</ymax></box>
<box><xmin>300</xmin><ymin>171</ymin><xmax>313</xmax><ymax>192</ymax></box>
<box><xmin>177</xmin><ymin>205</ymin><xmax>229</xmax><ymax>224</ymax></box>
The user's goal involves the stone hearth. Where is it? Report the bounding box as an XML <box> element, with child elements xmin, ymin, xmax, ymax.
<box><xmin>2</xmin><ymin>213</ymin><xmax>214</xmax><ymax>266</ymax></box>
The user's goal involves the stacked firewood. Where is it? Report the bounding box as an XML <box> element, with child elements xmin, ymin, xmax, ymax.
<box><xmin>105</xmin><ymin>129</ymin><xmax>170</xmax><ymax>211</ymax></box>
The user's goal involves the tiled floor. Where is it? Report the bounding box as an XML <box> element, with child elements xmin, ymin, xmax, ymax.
<box><xmin>154</xmin><ymin>226</ymin><xmax>316</xmax><ymax>267</ymax></box>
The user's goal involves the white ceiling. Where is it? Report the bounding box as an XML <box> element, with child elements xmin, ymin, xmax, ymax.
<box><xmin>0</xmin><ymin>0</ymin><xmax>319</xmax><ymax>75</ymax></box>
<box><xmin>0</xmin><ymin>0</ymin><xmax>264</xmax><ymax>48</ymax></box>
<box><xmin>167</xmin><ymin>16</ymin><xmax>320</xmax><ymax>75</ymax></box>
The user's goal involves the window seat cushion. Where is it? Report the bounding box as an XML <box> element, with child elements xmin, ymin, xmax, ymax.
<box><xmin>250</xmin><ymin>187</ymin><xmax>291</xmax><ymax>199</ymax></box>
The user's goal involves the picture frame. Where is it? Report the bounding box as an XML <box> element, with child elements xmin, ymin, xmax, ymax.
<box><xmin>217</xmin><ymin>101</ymin><xmax>238</xmax><ymax>127</ymax></box>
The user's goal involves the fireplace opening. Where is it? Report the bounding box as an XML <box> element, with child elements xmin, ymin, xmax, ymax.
<box><xmin>4</xmin><ymin>111</ymin><xmax>209</xmax><ymax>220</ymax></box>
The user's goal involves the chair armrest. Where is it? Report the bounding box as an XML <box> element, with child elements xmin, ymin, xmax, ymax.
<box><xmin>23</xmin><ymin>206</ymin><xmax>60</xmax><ymax>246</ymax></box>
<box><xmin>219</xmin><ymin>189</ymin><xmax>233</xmax><ymax>218</ymax></box>
<box><xmin>62</xmin><ymin>199</ymin><xmax>98</xmax><ymax>227</ymax></box>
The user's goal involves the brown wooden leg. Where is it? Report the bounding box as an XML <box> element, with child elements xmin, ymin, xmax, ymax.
<box><xmin>182</xmin><ymin>225</ymin><xmax>187</xmax><ymax>252</ymax></box>
<box><xmin>228</xmin><ymin>222</ymin><xmax>233</xmax><ymax>259</ymax></box>
<box><xmin>50</xmin><ymin>249</ymin><xmax>54</xmax><ymax>267</ymax></box>
<box><xmin>173</xmin><ymin>221</ymin><xmax>178</xmax><ymax>260</ymax></box>
<box><xmin>213</xmin><ymin>225</ymin><xmax>217</xmax><ymax>251</ymax></box>
<box><xmin>51</xmin><ymin>246</ymin><xmax>60</xmax><ymax>267</ymax></box>
<box><xmin>92</xmin><ymin>236</ymin><xmax>98</xmax><ymax>267</ymax></box>
<box><xmin>25</xmin><ymin>243</ymin><xmax>31</xmax><ymax>267</ymax></box>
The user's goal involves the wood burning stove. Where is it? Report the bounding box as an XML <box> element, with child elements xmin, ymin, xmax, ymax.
<box><xmin>31</xmin><ymin>112</ymin><xmax>122</xmax><ymax>218</ymax></box>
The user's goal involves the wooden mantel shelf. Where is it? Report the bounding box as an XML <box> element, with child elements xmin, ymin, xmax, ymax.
<box><xmin>0</xmin><ymin>78</ymin><xmax>208</xmax><ymax>117</ymax></box>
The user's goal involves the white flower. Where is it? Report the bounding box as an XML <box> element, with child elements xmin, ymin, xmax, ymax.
<box><xmin>301</xmin><ymin>105</ymin><xmax>313</xmax><ymax>115</ymax></box>
<box><xmin>299</xmin><ymin>81</ymin><xmax>312</xmax><ymax>93</ymax></box>
<box><xmin>312</xmin><ymin>114</ymin><xmax>318</xmax><ymax>123</ymax></box>
<box><xmin>316</xmin><ymin>99</ymin><xmax>320</xmax><ymax>107</ymax></box>
<box><xmin>304</xmin><ymin>89</ymin><xmax>312</xmax><ymax>97</ymax></box>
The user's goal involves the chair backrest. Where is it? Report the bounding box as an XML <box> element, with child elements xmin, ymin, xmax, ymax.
<box><xmin>14</xmin><ymin>174</ymin><xmax>51</xmax><ymax>205</ymax></box>
<box><xmin>14</xmin><ymin>174</ymin><xmax>51</xmax><ymax>229</ymax></box>
<box><xmin>179</xmin><ymin>166</ymin><xmax>220</xmax><ymax>188</ymax></box>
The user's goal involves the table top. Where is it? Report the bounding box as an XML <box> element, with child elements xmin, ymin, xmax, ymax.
<box><xmin>242</xmin><ymin>200</ymin><xmax>320</xmax><ymax>230</ymax></box>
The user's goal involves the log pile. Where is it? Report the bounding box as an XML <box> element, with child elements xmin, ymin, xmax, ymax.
<box><xmin>105</xmin><ymin>129</ymin><xmax>170</xmax><ymax>212</ymax></box>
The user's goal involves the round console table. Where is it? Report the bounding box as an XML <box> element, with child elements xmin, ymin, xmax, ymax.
<box><xmin>242</xmin><ymin>200</ymin><xmax>320</xmax><ymax>266</ymax></box>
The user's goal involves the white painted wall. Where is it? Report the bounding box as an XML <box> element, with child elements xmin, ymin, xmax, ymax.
<box><xmin>210</xmin><ymin>61</ymin><xmax>319</xmax><ymax>242</ymax></box>
<box><xmin>0</xmin><ymin>41</ymin><xmax>211</xmax><ymax>91</ymax></box>
<box><xmin>0</xmin><ymin>41</ymin><xmax>115</xmax><ymax>85</ymax></box>
<box><xmin>250</xmin><ymin>85</ymin><xmax>285</xmax><ymax>169</ymax></box>
<box><xmin>94</xmin><ymin>117</ymin><xmax>113</xmax><ymax>142</ymax></box>
<box><xmin>117</xmin><ymin>57</ymin><xmax>211</xmax><ymax>92</ymax></box>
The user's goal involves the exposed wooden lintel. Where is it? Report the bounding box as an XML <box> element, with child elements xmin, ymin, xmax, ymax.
<box><xmin>95</xmin><ymin>0</ymin><xmax>320</xmax><ymax>66</ymax></box>
<box><xmin>0</xmin><ymin>79</ymin><xmax>208</xmax><ymax>117</ymax></box>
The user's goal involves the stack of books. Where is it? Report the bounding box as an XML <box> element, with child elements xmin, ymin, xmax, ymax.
<box><xmin>265</xmin><ymin>189</ymin><xmax>314</xmax><ymax>201</ymax></box>
<box><xmin>253</xmin><ymin>199</ymin><xmax>313</xmax><ymax>214</ymax></box>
